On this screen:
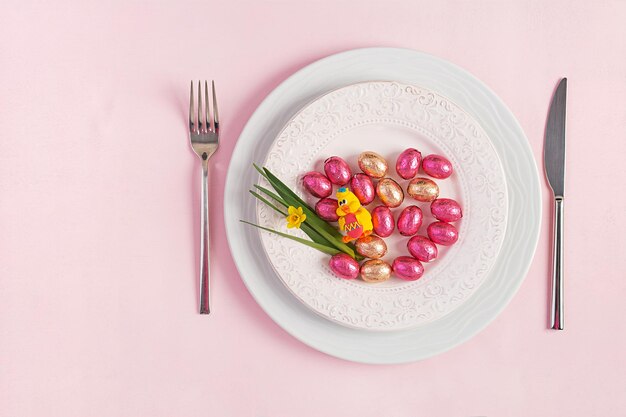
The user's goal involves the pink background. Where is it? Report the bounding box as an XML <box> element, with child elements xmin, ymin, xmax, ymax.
<box><xmin>1</xmin><ymin>1</ymin><xmax>625</xmax><ymax>416</ymax></box>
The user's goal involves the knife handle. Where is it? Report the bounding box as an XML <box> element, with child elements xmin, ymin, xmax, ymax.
<box><xmin>550</xmin><ymin>196</ymin><xmax>564</xmax><ymax>330</ymax></box>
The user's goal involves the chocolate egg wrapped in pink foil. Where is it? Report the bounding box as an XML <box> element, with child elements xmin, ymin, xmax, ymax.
<box><xmin>422</xmin><ymin>154</ymin><xmax>453</xmax><ymax>179</ymax></box>
<box><xmin>355</xmin><ymin>235</ymin><xmax>387</xmax><ymax>259</ymax></box>
<box><xmin>315</xmin><ymin>198</ymin><xmax>339</xmax><ymax>222</ymax></box>
<box><xmin>407</xmin><ymin>235</ymin><xmax>438</xmax><ymax>262</ymax></box>
<box><xmin>302</xmin><ymin>171</ymin><xmax>332</xmax><ymax>198</ymax></box>
<box><xmin>358</xmin><ymin>151</ymin><xmax>388</xmax><ymax>178</ymax></box>
<box><xmin>396</xmin><ymin>205</ymin><xmax>423</xmax><ymax>236</ymax></box>
<box><xmin>350</xmin><ymin>173</ymin><xmax>375</xmax><ymax>205</ymax></box>
<box><xmin>324</xmin><ymin>156</ymin><xmax>351</xmax><ymax>186</ymax></box>
<box><xmin>328</xmin><ymin>253</ymin><xmax>360</xmax><ymax>279</ymax></box>
<box><xmin>376</xmin><ymin>178</ymin><xmax>404</xmax><ymax>208</ymax></box>
<box><xmin>427</xmin><ymin>221</ymin><xmax>459</xmax><ymax>246</ymax></box>
<box><xmin>395</xmin><ymin>148</ymin><xmax>422</xmax><ymax>180</ymax></box>
<box><xmin>430</xmin><ymin>198</ymin><xmax>463</xmax><ymax>222</ymax></box>
<box><xmin>371</xmin><ymin>205</ymin><xmax>395</xmax><ymax>237</ymax></box>
<box><xmin>392</xmin><ymin>256</ymin><xmax>424</xmax><ymax>281</ymax></box>
<box><xmin>360</xmin><ymin>259</ymin><xmax>392</xmax><ymax>283</ymax></box>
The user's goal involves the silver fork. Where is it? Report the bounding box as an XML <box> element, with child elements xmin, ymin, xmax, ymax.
<box><xmin>189</xmin><ymin>80</ymin><xmax>219</xmax><ymax>314</ymax></box>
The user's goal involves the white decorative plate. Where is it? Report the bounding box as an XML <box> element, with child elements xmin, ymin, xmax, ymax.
<box><xmin>258</xmin><ymin>81</ymin><xmax>507</xmax><ymax>331</ymax></box>
<box><xmin>225</xmin><ymin>48</ymin><xmax>541</xmax><ymax>363</ymax></box>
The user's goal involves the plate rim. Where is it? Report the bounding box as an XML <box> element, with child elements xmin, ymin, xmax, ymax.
<box><xmin>224</xmin><ymin>47</ymin><xmax>542</xmax><ymax>364</ymax></box>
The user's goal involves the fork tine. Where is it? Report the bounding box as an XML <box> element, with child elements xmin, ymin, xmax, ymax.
<box><xmin>212</xmin><ymin>80</ymin><xmax>219</xmax><ymax>131</ymax></box>
<box><xmin>197</xmin><ymin>81</ymin><xmax>204</xmax><ymax>132</ymax></box>
<box><xmin>189</xmin><ymin>81</ymin><xmax>195</xmax><ymax>132</ymax></box>
<box><xmin>205</xmin><ymin>80</ymin><xmax>211</xmax><ymax>131</ymax></box>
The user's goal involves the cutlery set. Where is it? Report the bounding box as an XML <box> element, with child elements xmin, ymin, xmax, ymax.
<box><xmin>190</xmin><ymin>75</ymin><xmax>567</xmax><ymax>332</ymax></box>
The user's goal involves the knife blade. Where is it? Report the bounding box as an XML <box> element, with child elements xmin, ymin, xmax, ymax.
<box><xmin>545</xmin><ymin>78</ymin><xmax>567</xmax><ymax>197</ymax></box>
<box><xmin>544</xmin><ymin>78</ymin><xmax>567</xmax><ymax>330</ymax></box>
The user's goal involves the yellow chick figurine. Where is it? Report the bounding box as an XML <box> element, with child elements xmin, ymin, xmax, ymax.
<box><xmin>336</xmin><ymin>187</ymin><xmax>373</xmax><ymax>243</ymax></box>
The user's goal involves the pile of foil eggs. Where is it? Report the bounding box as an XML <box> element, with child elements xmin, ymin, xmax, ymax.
<box><xmin>302</xmin><ymin>148</ymin><xmax>463</xmax><ymax>283</ymax></box>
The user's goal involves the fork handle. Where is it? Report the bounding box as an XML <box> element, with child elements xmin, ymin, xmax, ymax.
<box><xmin>550</xmin><ymin>196</ymin><xmax>563</xmax><ymax>329</ymax></box>
<box><xmin>199</xmin><ymin>157</ymin><xmax>211</xmax><ymax>314</ymax></box>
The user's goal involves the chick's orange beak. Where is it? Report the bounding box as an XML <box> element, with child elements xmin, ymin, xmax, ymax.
<box><xmin>341</xmin><ymin>205</ymin><xmax>350</xmax><ymax>213</ymax></box>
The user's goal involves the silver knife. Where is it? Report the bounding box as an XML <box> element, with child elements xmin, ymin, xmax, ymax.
<box><xmin>544</xmin><ymin>78</ymin><xmax>567</xmax><ymax>330</ymax></box>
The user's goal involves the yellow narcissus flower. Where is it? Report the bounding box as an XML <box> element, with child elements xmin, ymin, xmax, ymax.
<box><xmin>286</xmin><ymin>206</ymin><xmax>306</xmax><ymax>229</ymax></box>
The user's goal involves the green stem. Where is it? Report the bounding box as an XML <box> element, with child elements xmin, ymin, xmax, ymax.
<box><xmin>240</xmin><ymin>220</ymin><xmax>340</xmax><ymax>256</ymax></box>
<box><xmin>253</xmin><ymin>184</ymin><xmax>288</xmax><ymax>208</ymax></box>
<box><xmin>252</xmin><ymin>164</ymin><xmax>361</xmax><ymax>260</ymax></box>
<box><xmin>249</xmin><ymin>190</ymin><xmax>330</xmax><ymax>247</ymax></box>
<box><xmin>261</xmin><ymin>167</ymin><xmax>354</xmax><ymax>253</ymax></box>
<box><xmin>249</xmin><ymin>190</ymin><xmax>286</xmax><ymax>215</ymax></box>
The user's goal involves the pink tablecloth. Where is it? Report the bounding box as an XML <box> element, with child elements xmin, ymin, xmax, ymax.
<box><xmin>1</xmin><ymin>1</ymin><xmax>625</xmax><ymax>416</ymax></box>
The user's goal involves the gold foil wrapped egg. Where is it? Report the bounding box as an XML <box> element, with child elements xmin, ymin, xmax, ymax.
<box><xmin>407</xmin><ymin>177</ymin><xmax>439</xmax><ymax>202</ymax></box>
<box><xmin>355</xmin><ymin>235</ymin><xmax>388</xmax><ymax>259</ymax></box>
<box><xmin>360</xmin><ymin>259</ymin><xmax>392</xmax><ymax>283</ymax></box>
<box><xmin>376</xmin><ymin>178</ymin><xmax>404</xmax><ymax>208</ymax></box>
<box><xmin>358</xmin><ymin>151</ymin><xmax>388</xmax><ymax>178</ymax></box>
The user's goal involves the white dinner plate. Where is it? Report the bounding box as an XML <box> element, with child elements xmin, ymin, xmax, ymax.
<box><xmin>225</xmin><ymin>48</ymin><xmax>541</xmax><ymax>363</ymax></box>
<box><xmin>258</xmin><ymin>81</ymin><xmax>507</xmax><ymax>331</ymax></box>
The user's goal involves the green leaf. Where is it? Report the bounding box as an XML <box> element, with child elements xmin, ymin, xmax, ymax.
<box><xmin>262</xmin><ymin>168</ymin><xmax>356</xmax><ymax>257</ymax></box>
<box><xmin>249</xmin><ymin>190</ymin><xmax>286</xmax><ymax>215</ymax></box>
<box><xmin>240</xmin><ymin>220</ymin><xmax>340</xmax><ymax>256</ymax></box>
<box><xmin>300</xmin><ymin>222</ymin><xmax>334</xmax><ymax>247</ymax></box>
<box><xmin>253</xmin><ymin>164</ymin><xmax>362</xmax><ymax>260</ymax></box>
<box><xmin>253</xmin><ymin>163</ymin><xmax>269</xmax><ymax>181</ymax></box>
<box><xmin>262</xmin><ymin>167</ymin><xmax>315</xmax><ymax>212</ymax></box>
<box><xmin>249</xmin><ymin>190</ymin><xmax>329</xmax><ymax>247</ymax></box>
<box><xmin>261</xmin><ymin>167</ymin><xmax>341</xmax><ymax>238</ymax></box>
<box><xmin>253</xmin><ymin>184</ymin><xmax>288</xmax><ymax>208</ymax></box>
